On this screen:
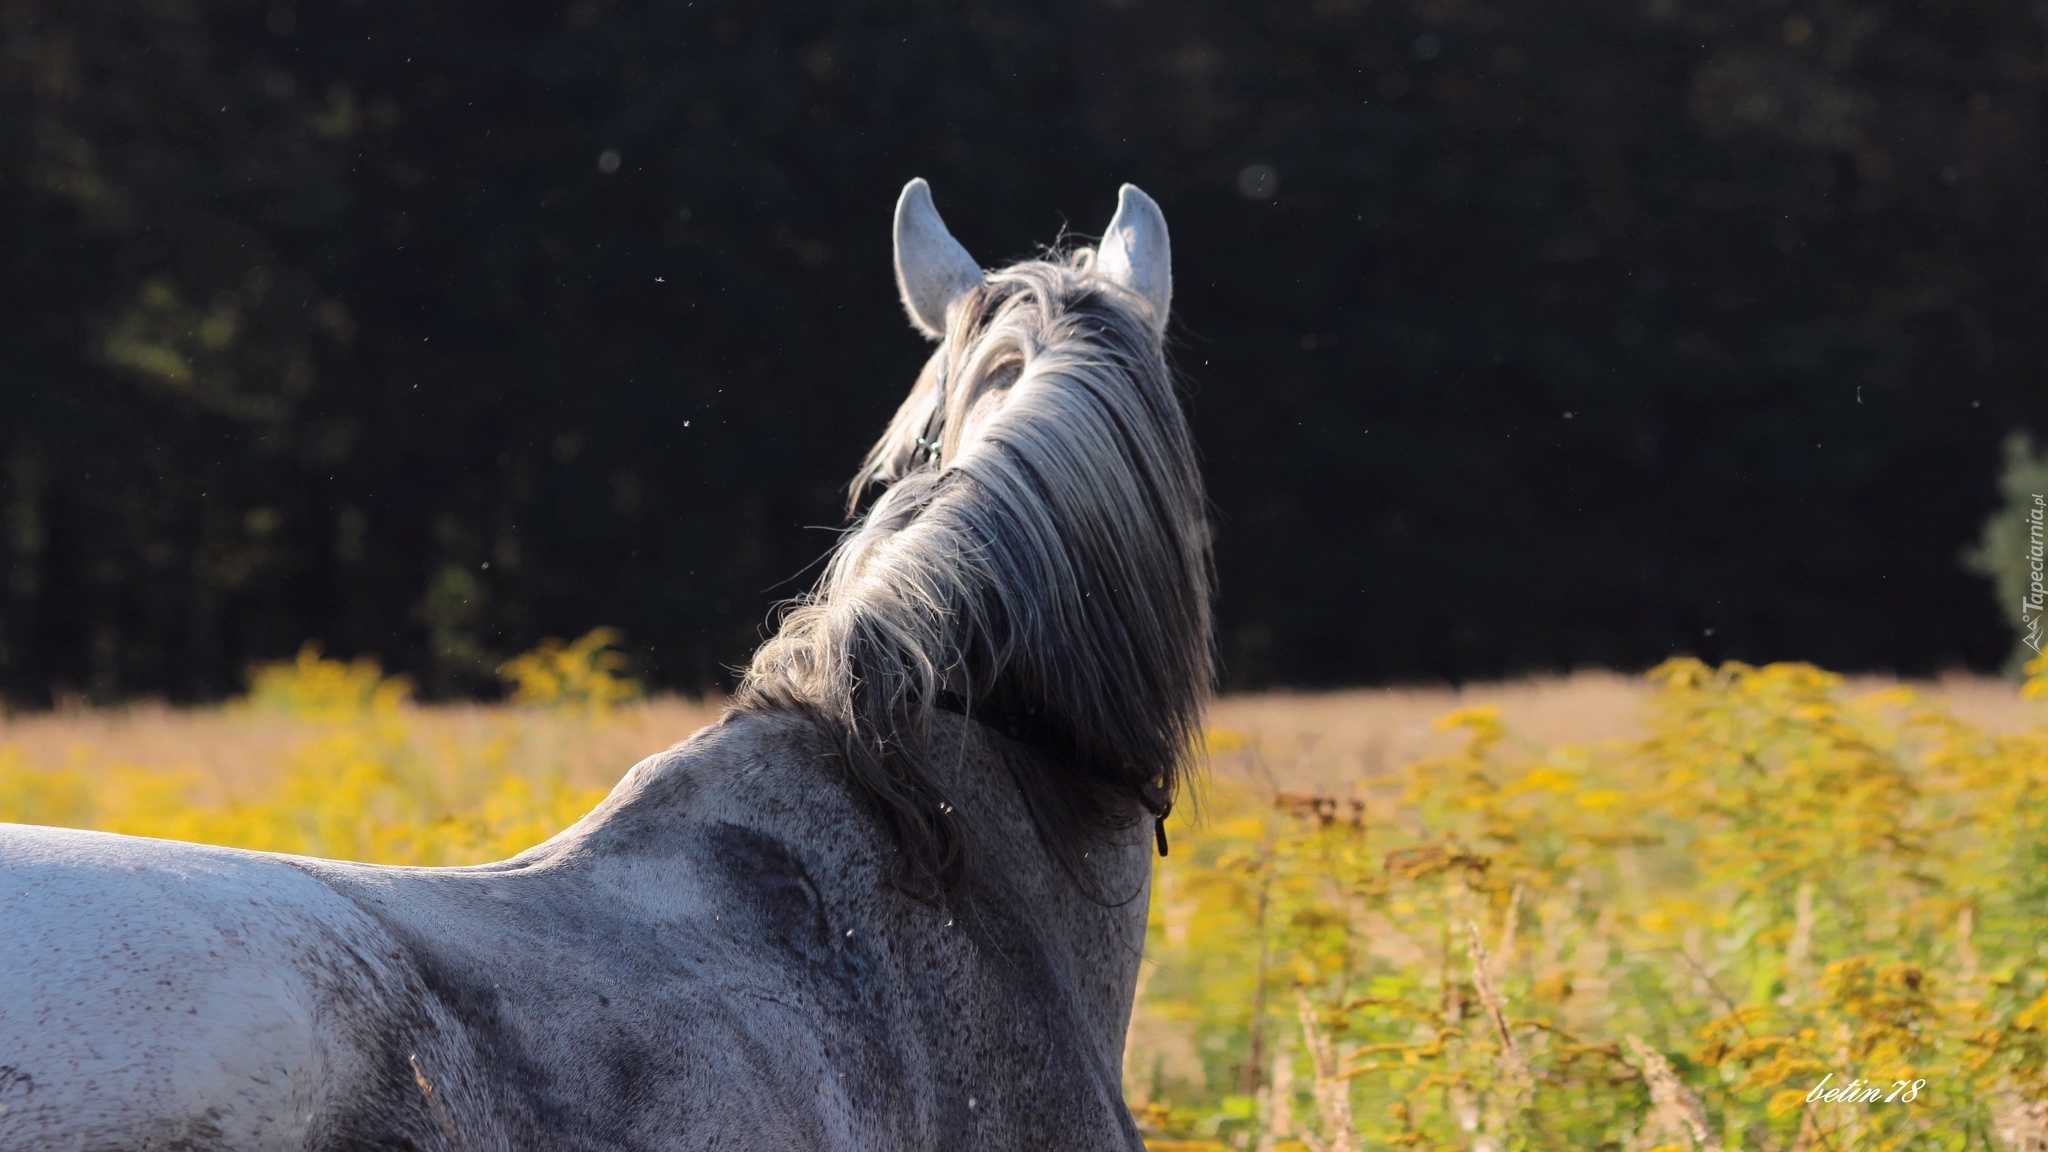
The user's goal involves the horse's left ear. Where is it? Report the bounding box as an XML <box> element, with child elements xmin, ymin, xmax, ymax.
<box><xmin>1096</xmin><ymin>184</ymin><xmax>1172</xmax><ymax>337</ymax></box>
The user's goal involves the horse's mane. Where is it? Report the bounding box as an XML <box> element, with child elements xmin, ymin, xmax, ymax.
<box><xmin>734</xmin><ymin>249</ymin><xmax>1213</xmax><ymax>900</ymax></box>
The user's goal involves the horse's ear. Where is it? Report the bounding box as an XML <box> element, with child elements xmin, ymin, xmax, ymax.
<box><xmin>1096</xmin><ymin>183</ymin><xmax>1172</xmax><ymax>337</ymax></box>
<box><xmin>893</xmin><ymin>179</ymin><xmax>983</xmax><ymax>340</ymax></box>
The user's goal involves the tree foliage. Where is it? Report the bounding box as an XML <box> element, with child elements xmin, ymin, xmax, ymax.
<box><xmin>0</xmin><ymin>0</ymin><xmax>2035</xmax><ymax>700</ymax></box>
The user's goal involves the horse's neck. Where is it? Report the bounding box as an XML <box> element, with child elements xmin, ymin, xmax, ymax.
<box><xmin>925</xmin><ymin>711</ymin><xmax>1154</xmax><ymax>1072</ymax></box>
<box><xmin>566</xmin><ymin>708</ymin><xmax>1152</xmax><ymax>1076</ymax></box>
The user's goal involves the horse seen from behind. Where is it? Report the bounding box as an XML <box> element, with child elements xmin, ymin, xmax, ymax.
<box><xmin>0</xmin><ymin>178</ymin><xmax>1212</xmax><ymax>1151</ymax></box>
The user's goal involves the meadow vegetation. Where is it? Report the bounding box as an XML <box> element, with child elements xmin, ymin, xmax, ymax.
<box><xmin>3</xmin><ymin>647</ymin><xmax>2046</xmax><ymax>1150</ymax></box>
<box><xmin>1135</xmin><ymin>660</ymin><xmax>2048</xmax><ymax>1152</ymax></box>
<box><xmin>0</xmin><ymin>631</ymin><xmax>693</xmax><ymax>866</ymax></box>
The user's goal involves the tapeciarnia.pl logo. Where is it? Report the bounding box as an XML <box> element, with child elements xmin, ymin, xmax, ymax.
<box><xmin>2024</xmin><ymin>494</ymin><xmax>2045</xmax><ymax>654</ymax></box>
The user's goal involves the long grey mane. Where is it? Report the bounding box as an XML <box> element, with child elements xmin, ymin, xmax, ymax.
<box><xmin>736</xmin><ymin>250</ymin><xmax>1213</xmax><ymax>898</ymax></box>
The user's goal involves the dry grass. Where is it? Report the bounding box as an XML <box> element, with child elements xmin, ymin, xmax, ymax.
<box><xmin>0</xmin><ymin>639</ymin><xmax>723</xmax><ymax>866</ymax></box>
<box><xmin>2</xmin><ymin>667</ymin><xmax>2024</xmax><ymax>810</ymax></box>
<box><xmin>8</xmin><ymin>657</ymin><xmax>2046</xmax><ymax>1150</ymax></box>
<box><xmin>1133</xmin><ymin>661</ymin><xmax>2048</xmax><ymax>1150</ymax></box>
<box><xmin>0</xmin><ymin>695</ymin><xmax>723</xmax><ymax>804</ymax></box>
<box><xmin>1205</xmin><ymin>668</ymin><xmax>2031</xmax><ymax>794</ymax></box>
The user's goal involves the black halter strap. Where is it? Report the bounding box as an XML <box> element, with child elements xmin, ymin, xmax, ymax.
<box><xmin>932</xmin><ymin>690</ymin><xmax>1171</xmax><ymax>857</ymax></box>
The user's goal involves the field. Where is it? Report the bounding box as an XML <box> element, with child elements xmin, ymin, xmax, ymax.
<box><xmin>4</xmin><ymin>639</ymin><xmax>2047</xmax><ymax>1151</ymax></box>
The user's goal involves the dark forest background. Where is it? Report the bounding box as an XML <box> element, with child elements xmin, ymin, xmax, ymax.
<box><xmin>0</xmin><ymin>0</ymin><xmax>2039</xmax><ymax>703</ymax></box>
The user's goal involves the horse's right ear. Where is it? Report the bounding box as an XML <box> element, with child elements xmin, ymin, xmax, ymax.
<box><xmin>1095</xmin><ymin>184</ymin><xmax>1172</xmax><ymax>338</ymax></box>
<box><xmin>893</xmin><ymin>179</ymin><xmax>983</xmax><ymax>340</ymax></box>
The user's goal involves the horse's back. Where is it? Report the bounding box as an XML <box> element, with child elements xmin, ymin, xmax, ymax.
<box><xmin>0</xmin><ymin>822</ymin><xmax>402</xmax><ymax>1151</ymax></box>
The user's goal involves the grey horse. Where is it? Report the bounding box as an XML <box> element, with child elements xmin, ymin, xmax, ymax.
<box><xmin>0</xmin><ymin>178</ymin><xmax>1212</xmax><ymax>1151</ymax></box>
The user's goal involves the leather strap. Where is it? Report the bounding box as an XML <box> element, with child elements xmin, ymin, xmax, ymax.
<box><xmin>931</xmin><ymin>689</ymin><xmax>1171</xmax><ymax>856</ymax></box>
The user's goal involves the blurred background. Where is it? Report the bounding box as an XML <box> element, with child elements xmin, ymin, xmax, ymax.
<box><xmin>0</xmin><ymin>0</ymin><xmax>2039</xmax><ymax>704</ymax></box>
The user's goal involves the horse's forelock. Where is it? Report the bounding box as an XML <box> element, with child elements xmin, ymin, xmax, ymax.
<box><xmin>738</xmin><ymin>248</ymin><xmax>1213</xmax><ymax>900</ymax></box>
